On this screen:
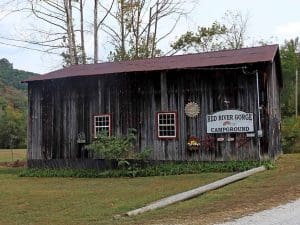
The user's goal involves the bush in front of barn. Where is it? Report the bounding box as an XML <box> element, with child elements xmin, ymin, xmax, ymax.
<box><xmin>86</xmin><ymin>128</ymin><xmax>152</xmax><ymax>169</ymax></box>
<box><xmin>19</xmin><ymin>160</ymin><xmax>274</xmax><ymax>178</ymax></box>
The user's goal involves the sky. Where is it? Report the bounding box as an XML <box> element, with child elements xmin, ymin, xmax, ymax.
<box><xmin>0</xmin><ymin>0</ymin><xmax>300</xmax><ymax>74</ymax></box>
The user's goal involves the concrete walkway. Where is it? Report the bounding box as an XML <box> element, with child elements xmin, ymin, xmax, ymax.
<box><xmin>216</xmin><ymin>198</ymin><xmax>300</xmax><ymax>225</ymax></box>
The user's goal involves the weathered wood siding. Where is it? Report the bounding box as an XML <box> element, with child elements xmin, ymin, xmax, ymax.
<box><xmin>266</xmin><ymin>62</ymin><xmax>282</xmax><ymax>158</ymax></box>
<box><xmin>28</xmin><ymin>63</ymin><xmax>281</xmax><ymax>161</ymax></box>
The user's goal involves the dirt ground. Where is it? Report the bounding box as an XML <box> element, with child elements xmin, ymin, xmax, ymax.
<box><xmin>0</xmin><ymin>160</ymin><xmax>26</xmax><ymax>168</ymax></box>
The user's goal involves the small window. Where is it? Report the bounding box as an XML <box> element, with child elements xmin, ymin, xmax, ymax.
<box><xmin>157</xmin><ymin>112</ymin><xmax>177</xmax><ymax>139</ymax></box>
<box><xmin>94</xmin><ymin>114</ymin><xmax>111</xmax><ymax>137</ymax></box>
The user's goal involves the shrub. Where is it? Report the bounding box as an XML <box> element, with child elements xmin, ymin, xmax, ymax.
<box><xmin>281</xmin><ymin>117</ymin><xmax>300</xmax><ymax>153</ymax></box>
<box><xmin>86</xmin><ymin>129</ymin><xmax>138</xmax><ymax>168</ymax></box>
<box><xmin>86</xmin><ymin>129</ymin><xmax>153</xmax><ymax>168</ymax></box>
<box><xmin>19</xmin><ymin>160</ymin><xmax>274</xmax><ymax>178</ymax></box>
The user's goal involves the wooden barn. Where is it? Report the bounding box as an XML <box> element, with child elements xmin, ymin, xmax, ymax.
<box><xmin>23</xmin><ymin>45</ymin><xmax>282</xmax><ymax>167</ymax></box>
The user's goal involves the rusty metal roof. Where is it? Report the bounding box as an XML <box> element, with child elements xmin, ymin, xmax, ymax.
<box><xmin>24</xmin><ymin>45</ymin><xmax>280</xmax><ymax>83</ymax></box>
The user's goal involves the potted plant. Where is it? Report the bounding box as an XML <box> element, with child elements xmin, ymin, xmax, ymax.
<box><xmin>187</xmin><ymin>136</ymin><xmax>200</xmax><ymax>151</ymax></box>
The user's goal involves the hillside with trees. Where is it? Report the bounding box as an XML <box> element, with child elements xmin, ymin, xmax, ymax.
<box><xmin>0</xmin><ymin>58</ymin><xmax>38</xmax><ymax>148</ymax></box>
<box><xmin>279</xmin><ymin>38</ymin><xmax>300</xmax><ymax>153</ymax></box>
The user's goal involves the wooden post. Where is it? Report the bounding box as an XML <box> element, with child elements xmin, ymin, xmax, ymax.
<box><xmin>126</xmin><ymin>166</ymin><xmax>266</xmax><ymax>216</ymax></box>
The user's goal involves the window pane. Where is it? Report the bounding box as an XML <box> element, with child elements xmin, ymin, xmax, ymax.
<box><xmin>94</xmin><ymin>115</ymin><xmax>111</xmax><ymax>137</ymax></box>
<box><xmin>157</xmin><ymin>112</ymin><xmax>176</xmax><ymax>138</ymax></box>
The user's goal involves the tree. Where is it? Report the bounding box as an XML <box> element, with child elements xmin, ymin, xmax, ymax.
<box><xmin>0</xmin><ymin>58</ymin><xmax>37</xmax><ymax>90</ymax></box>
<box><xmin>221</xmin><ymin>10</ymin><xmax>249</xmax><ymax>50</ymax></box>
<box><xmin>102</xmin><ymin>0</ymin><xmax>189</xmax><ymax>61</ymax></box>
<box><xmin>1</xmin><ymin>0</ymin><xmax>195</xmax><ymax>64</ymax></box>
<box><xmin>0</xmin><ymin>58</ymin><xmax>36</xmax><ymax>148</ymax></box>
<box><xmin>170</xmin><ymin>10</ymin><xmax>249</xmax><ymax>54</ymax></box>
<box><xmin>0</xmin><ymin>0</ymin><xmax>119</xmax><ymax>65</ymax></box>
<box><xmin>79</xmin><ymin>0</ymin><xmax>86</xmax><ymax>64</ymax></box>
<box><xmin>29</xmin><ymin>0</ymin><xmax>79</xmax><ymax>65</ymax></box>
<box><xmin>0</xmin><ymin>0</ymin><xmax>88</xmax><ymax>65</ymax></box>
<box><xmin>0</xmin><ymin>104</ymin><xmax>26</xmax><ymax>149</ymax></box>
<box><xmin>280</xmin><ymin>38</ymin><xmax>300</xmax><ymax>117</ymax></box>
<box><xmin>170</xmin><ymin>22</ymin><xmax>227</xmax><ymax>54</ymax></box>
<box><xmin>0</xmin><ymin>58</ymin><xmax>13</xmax><ymax>70</ymax></box>
<box><xmin>93</xmin><ymin>0</ymin><xmax>115</xmax><ymax>63</ymax></box>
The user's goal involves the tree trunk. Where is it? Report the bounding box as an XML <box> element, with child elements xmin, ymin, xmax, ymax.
<box><xmin>80</xmin><ymin>0</ymin><xmax>86</xmax><ymax>64</ymax></box>
<box><xmin>120</xmin><ymin>0</ymin><xmax>126</xmax><ymax>60</ymax></box>
<box><xmin>146</xmin><ymin>6</ymin><xmax>152</xmax><ymax>58</ymax></box>
<box><xmin>151</xmin><ymin>1</ymin><xmax>159</xmax><ymax>58</ymax></box>
<box><xmin>135</xmin><ymin>4</ymin><xmax>141</xmax><ymax>58</ymax></box>
<box><xmin>64</xmin><ymin>0</ymin><xmax>77</xmax><ymax>65</ymax></box>
<box><xmin>94</xmin><ymin>0</ymin><xmax>98</xmax><ymax>63</ymax></box>
<box><xmin>69</xmin><ymin>0</ymin><xmax>78</xmax><ymax>64</ymax></box>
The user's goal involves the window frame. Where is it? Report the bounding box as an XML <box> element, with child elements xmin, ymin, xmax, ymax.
<box><xmin>156</xmin><ymin>112</ymin><xmax>178</xmax><ymax>139</ymax></box>
<box><xmin>93</xmin><ymin>114</ymin><xmax>112</xmax><ymax>138</ymax></box>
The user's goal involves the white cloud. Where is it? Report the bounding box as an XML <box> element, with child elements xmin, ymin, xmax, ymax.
<box><xmin>276</xmin><ymin>22</ymin><xmax>300</xmax><ymax>39</ymax></box>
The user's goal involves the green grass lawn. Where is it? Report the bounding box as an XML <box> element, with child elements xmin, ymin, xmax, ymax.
<box><xmin>0</xmin><ymin>169</ymin><xmax>231</xmax><ymax>225</ymax></box>
<box><xmin>0</xmin><ymin>149</ymin><xmax>26</xmax><ymax>162</ymax></box>
<box><xmin>0</xmin><ymin>154</ymin><xmax>299</xmax><ymax>225</ymax></box>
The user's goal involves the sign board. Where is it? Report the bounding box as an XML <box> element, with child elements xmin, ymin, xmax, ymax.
<box><xmin>207</xmin><ymin>110</ymin><xmax>254</xmax><ymax>134</ymax></box>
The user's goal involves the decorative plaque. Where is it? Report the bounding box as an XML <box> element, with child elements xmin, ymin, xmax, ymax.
<box><xmin>185</xmin><ymin>102</ymin><xmax>200</xmax><ymax>117</ymax></box>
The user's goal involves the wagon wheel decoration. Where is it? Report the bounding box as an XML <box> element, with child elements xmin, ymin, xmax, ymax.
<box><xmin>200</xmin><ymin>135</ymin><xmax>215</xmax><ymax>150</ymax></box>
<box><xmin>235</xmin><ymin>134</ymin><xmax>250</xmax><ymax>148</ymax></box>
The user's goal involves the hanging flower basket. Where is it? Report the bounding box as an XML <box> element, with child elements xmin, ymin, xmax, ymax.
<box><xmin>187</xmin><ymin>136</ymin><xmax>200</xmax><ymax>151</ymax></box>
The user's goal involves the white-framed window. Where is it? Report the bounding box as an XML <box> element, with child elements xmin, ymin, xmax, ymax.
<box><xmin>157</xmin><ymin>112</ymin><xmax>177</xmax><ymax>139</ymax></box>
<box><xmin>94</xmin><ymin>114</ymin><xmax>111</xmax><ymax>137</ymax></box>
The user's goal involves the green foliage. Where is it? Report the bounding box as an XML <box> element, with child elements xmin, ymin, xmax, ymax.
<box><xmin>0</xmin><ymin>58</ymin><xmax>38</xmax><ymax>90</ymax></box>
<box><xmin>281</xmin><ymin>117</ymin><xmax>300</xmax><ymax>153</ymax></box>
<box><xmin>86</xmin><ymin>129</ymin><xmax>141</xmax><ymax>167</ymax></box>
<box><xmin>171</xmin><ymin>22</ymin><xmax>227</xmax><ymax>53</ymax></box>
<box><xmin>280</xmin><ymin>38</ymin><xmax>300</xmax><ymax>117</ymax></box>
<box><xmin>0</xmin><ymin>58</ymin><xmax>37</xmax><ymax>148</ymax></box>
<box><xmin>19</xmin><ymin>160</ymin><xmax>273</xmax><ymax>178</ymax></box>
<box><xmin>171</xmin><ymin>10</ymin><xmax>248</xmax><ymax>53</ymax></box>
<box><xmin>0</xmin><ymin>58</ymin><xmax>13</xmax><ymax>70</ymax></box>
<box><xmin>135</xmin><ymin>147</ymin><xmax>152</xmax><ymax>161</ymax></box>
<box><xmin>0</xmin><ymin>105</ymin><xmax>26</xmax><ymax>148</ymax></box>
<box><xmin>109</xmin><ymin>35</ymin><xmax>162</xmax><ymax>61</ymax></box>
<box><xmin>0</xmin><ymin>95</ymin><xmax>27</xmax><ymax>148</ymax></box>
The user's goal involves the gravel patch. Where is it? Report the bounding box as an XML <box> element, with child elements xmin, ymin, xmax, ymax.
<box><xmin>216</xmin><ymin>198</ymin><xmax>300</xmax><ymax>225</ymax></box>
